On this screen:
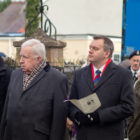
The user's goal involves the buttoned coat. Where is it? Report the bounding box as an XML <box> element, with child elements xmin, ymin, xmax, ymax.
<box><xmin>69</xmin><ymin>62</ymin><xmax>135</xmax><ymax>140</ymax></box>
<box><xmin>0</xmin><ymin>63</ymin><xmax>68</xmax><ymax>140</ymax></box>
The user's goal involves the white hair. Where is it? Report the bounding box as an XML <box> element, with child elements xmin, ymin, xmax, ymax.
<box><xmin>21</xmin><ymin>39</ymin><xmax>46</xmax><ymax>60</ymax></box>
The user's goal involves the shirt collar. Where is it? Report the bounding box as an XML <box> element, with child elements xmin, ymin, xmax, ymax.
<box><xmin>130</xmin><ymin>67</ymin><xmax>140</xmax><ymax>75</ymax></box>
<box><xmin>93</xmin><ymin>64</ymin><xmax>105</xmax><ymax>76</ymax></box>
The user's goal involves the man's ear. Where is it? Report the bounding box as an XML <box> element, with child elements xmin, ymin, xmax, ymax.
<box><xmin>37</xmin><ymin>56</ymin><xmax>42</xmax><ymax>62</ymax></box>
<box><xmin>104</xmin><ymin>50</ymin><xmax>111</xmax><ymax>58</ymax></box>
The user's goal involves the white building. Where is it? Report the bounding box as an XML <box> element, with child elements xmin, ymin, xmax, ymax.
<box><xmin>43</xmin><ymin>0</ymin><xmax>123</xmax><ymax>64</ymax></box>
<box><xmin>0</xmin><ymin>0</ymin><xmax>123</xmax><ymax>63</ymax></box>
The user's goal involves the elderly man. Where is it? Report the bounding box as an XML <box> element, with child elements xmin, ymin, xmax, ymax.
<box><xmin>128</xmin><ymin>50</ymin><xmax>140</xmax><ymax>83</ymax></box>
<box><xmin>69</xmin><ymin>36</ymin><xmax>135</xmax><ymax>140</ymax></box>
<box><xmin>0</xmin><ymin>39</ymin><xmax>68</xmax><ymax>140</ymax></box>
<box><xmin>127</xmin><ymin>52</ymin><xmax>140</xmax><ymax>140</ymax></box>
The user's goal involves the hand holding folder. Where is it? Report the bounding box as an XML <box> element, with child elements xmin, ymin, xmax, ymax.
<box><xmin>67</xmin><ymin>93</ymin><xmax>101</xmax><ymax>114</ymax></box>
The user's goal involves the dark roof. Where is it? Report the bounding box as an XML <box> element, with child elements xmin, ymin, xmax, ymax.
<box><xmin>0</xmin><ymin>2</ymin><xmax>26</xmax><ymax>33</ymax></box>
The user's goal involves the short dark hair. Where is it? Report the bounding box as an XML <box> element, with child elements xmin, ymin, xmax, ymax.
<box><xmin>93</xmin><ymin>36</ymin><xmax>114</xmax><ymax>58</ymax></box>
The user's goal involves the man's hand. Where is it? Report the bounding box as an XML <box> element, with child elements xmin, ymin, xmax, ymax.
<box><xmin>75</xmin><ymin>111</ymin><xmax>91</xmax><ymax>126</ymax></box>
<box><xmin>74</xmin><ymin>111</ymin><xmax>100</xmax><ymax>126</ymax></box>
<box><xmin>66</xmin><ymin>118</ymin><xmax>74</xmax><ymax>131</ymax></box>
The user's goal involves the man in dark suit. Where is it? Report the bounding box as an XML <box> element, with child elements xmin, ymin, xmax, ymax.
<box><xmin>69</xmin><ymin>36</ymin><xmax>135</xmax><ymax>140</ymax></box>
<box><xmin>0</xmin><ymin>39</ymin><xmax>68</xmax><ymax>140</ymax></box>
<box><xmin>128</xmin><ymin>50</ymin><xmax>140</xmax><ymax>83</ymax></box>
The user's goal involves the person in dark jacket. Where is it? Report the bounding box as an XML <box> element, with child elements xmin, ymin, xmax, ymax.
<box><xmin>69</xmin><ymin>36</ymin><xmax>135</xmax><ymax>140</ymax></box>
<box><xmin>0</xmin><ymin>39</ymin><xmax>68</xmax><ymax>140</ymax></box>
<box><xmin>0</xmin><ymin>56</ymin><xmax>11</xmax><ymax>122</ymax></box>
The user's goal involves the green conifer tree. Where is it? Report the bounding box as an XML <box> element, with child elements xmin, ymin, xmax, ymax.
<box><xmin>0</xmin><ymin>0</ymin><xmax>11</xmax><ymax>12</ymax></box>
<box><xmin>25</xmin><ymin>0</ymin><xmax>40</xmax><ymax>37</ymax></box>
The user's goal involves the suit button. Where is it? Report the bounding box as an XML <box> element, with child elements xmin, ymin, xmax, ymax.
<box><xmin>87</xmin><ymin>114</ymin><xmax>91</xmax><ymax>118</ymax></box>
<box><xmin>90</xmin><ymin>117</ymin><xmax>93</xmax><ymax>121</ymax></box>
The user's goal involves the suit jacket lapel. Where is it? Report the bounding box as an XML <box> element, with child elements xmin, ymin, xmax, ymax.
<box><xmin>84</xmin><ymin>64</ymin><xmax>95</xmax><ymax>92</ymax></box>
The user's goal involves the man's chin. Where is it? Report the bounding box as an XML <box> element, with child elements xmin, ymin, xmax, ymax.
<box><xmin>21</xmin><ymin>69</ymin><xmax>31</xmax><ymax>74</ymax></box>
<box><xmin>88</xmin><ymin>58</ymin><xmax>94</xmax><ymax>62</ymax></box>
<box><xmin>132</xmin><ymin>67</ymin><xmax>139</xmax><ymax>71</ymax></box>
<box><xmin>88</xmin><ymin>58</ymin><xmax>95</xmax><ymax>63</ymax></box>
<box><xmin>21</xmin><ymin>68</ymin><xmax>26</xmax><ymax>72</ymax></box>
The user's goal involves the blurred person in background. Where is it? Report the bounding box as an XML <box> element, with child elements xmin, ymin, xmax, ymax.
<box><xmin>128</xmin><ymin>50</ymin><xmax>140</xmax><ymax>83</ymax></box>
<box><xmin>121</xmin><ymin>51</ymin><xmax>140</xmax><ymax>139</ymax></box>
<box><xmin>0</xmin><ymin>56</ymin><xmax>11</xmax><ymax>122</ymax></box>
<box><xmin>127</xmin><ymin>71</ymin><xmax>140</xmax><ymax>140</ymax></box>
<box><xmin>119</xmin><ymin>59</ymin><xmax>130</xmax><ymax>69</ymax></box>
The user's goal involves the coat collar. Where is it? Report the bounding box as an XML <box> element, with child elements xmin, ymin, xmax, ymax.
<box><xmin>85</xmin><ymin>62</ymin><xmax>117</xmax><ymax>92</ymax></box>
<box><xmin>21</xmin><ymin>63</ymin><xmax>51</xmax><ymax>95</ymax></box>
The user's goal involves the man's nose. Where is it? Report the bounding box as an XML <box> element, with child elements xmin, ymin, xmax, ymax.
<box><xmin>20</xmin><ymin>57</ymin><xmax>24</xmax><ymax>63</ymax></box>
<box><xmin>134</xmin><ymin>61</ymin><xmax>139</xmax><ymax>65</ymax></box>
<box><xmin>89</xmin><ymin>48</ymin><xmax>93</xmax><ymax>54</ymax></box>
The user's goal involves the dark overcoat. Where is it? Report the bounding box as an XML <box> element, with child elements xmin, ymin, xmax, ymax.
<box><xmin>0</xmin><ymin>63</ymin><xmax>68</xmax><ymax>140</ymax></box>
<box><xmin>127</xmin><ymin>80</ymin><xmax>140</xmax><ymax>140</ymax></box>
<box><xmin>0</xmin><ymin>59</ymin><xmax>11</xmax><ymax>122</ymax></box>
<box><xmin>69</xmin><ymin>62</ymin><xmax>135</xmax><ymax>140</ymax></box>
<box><xmin>128</xmin><ymin>66</ymin><xmax>138</xmax><ymax>83</ymax></box>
